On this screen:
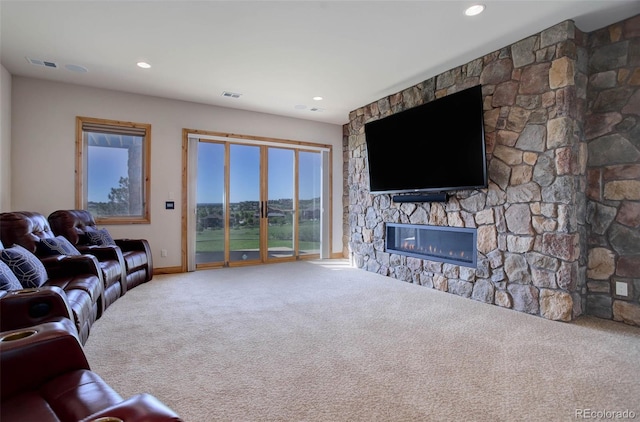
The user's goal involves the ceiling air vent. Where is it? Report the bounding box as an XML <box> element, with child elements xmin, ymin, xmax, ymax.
<box><xmin>221</xmin><ymin>91</ymin><xmax>242</xmax><ymax>99</ymax></box>
<box><xmin>26</xmin><ymin>57</ymin><xmax>58</xmax><ymax>68</ymax></box>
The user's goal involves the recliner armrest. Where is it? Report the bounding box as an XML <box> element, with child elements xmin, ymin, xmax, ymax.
<box><xmin>78</xmin><ymin>244</ymin><xmax>124</xmax><ymax>263</ymax></box>
<box><xmin>0</xmin><ymin>286</ymin><xmax>74</xmax><ymax>332</ymax></box>
<box><xmin>0</xmin><ymin>318</ymin><xmax>89</xmax><ymax>400</ymax></box>
<box><xmin>78</xmin><ymin>245</ymin><xmax>127</xmax><ymax>286</ymax></box>
<box><xmin>115</xmin><ymin>238</ymin><xmax>149</xmax><ymax>253</ymax></box>
<box><xmin>115</xmin><ymin>238</ymin><xmax>153</xmax><ymax>280</ymax></box>
<box><xmin>80</xmin><ymin>393</ymin><xmax>183</xmax><ymax>422</ymax></box>
<box><xmin>42</xmin><ymin>254</ymin><xmax>103</xmax><ymax>280</ymax></box>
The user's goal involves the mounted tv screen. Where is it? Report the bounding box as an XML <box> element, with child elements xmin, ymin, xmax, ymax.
<box><xmin>364</xmin><ymin>84</ymin><xmax>487</xmax><ymax>196</ymax></box>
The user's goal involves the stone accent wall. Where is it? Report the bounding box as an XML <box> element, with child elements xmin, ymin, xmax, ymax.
<box><xmin>344</xmin><ymin>19</ymin><xmax>596</xmax><ymax>322</ymax></box>
<box><xmin>344</xmin><ymin>15</ymin><xmax>640</xmax><ymax>326</ymax></box>
<box><xmin>585</xmin><ymin>15</ymin><xmax>640</xmax><ymax>326</ymax></box>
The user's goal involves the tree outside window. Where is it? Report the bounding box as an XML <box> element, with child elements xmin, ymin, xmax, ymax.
<box><xmin>76</xmin><ymin>117</ymin><xmax>151</xmax><ymax>224</ymax></box>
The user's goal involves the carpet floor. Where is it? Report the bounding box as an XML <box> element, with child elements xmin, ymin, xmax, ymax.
<box><xmin>83</xmin><ymin>260</ymin><xmax>640</xmax><ymax>421</ymax></box>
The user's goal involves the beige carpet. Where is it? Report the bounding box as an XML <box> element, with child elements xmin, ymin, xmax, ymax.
<box><xmin>83</xmin><ymin>260</ymin><xmax>640</xmax><ymax>421</ymax></box>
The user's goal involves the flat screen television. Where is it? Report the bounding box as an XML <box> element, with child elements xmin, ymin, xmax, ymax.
<box><xmin>364</xmin><ymin>84</ymin><xmax>487</xmax><ymax>196</ymax></box>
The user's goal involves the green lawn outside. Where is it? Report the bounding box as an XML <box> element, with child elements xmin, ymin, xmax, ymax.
<box><xmin>196</xmin><ymin>221</ymin><xmax>320</xmax><ymax>252</ymax></box>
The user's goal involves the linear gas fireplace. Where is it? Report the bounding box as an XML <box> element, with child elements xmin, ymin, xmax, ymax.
<box><xmin>385</xmin><ymin>223</ymin><xmax>477</xmax><ymax>268</ymax></box>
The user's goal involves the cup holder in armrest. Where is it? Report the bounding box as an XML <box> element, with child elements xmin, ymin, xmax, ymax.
<box><xmin>88</xmin><ymin>418</ymin><xmax>124</xmax><ymax>422</ymax></box>
<box><xmin>0</xmin><ymin>329</ymin><xmax>38</xmax><ymax>342</ymax></box>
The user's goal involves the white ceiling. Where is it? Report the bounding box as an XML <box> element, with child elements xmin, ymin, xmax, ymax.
<box><xmin>2</xmin><ymin>1</ymin><xmax>639</xmax><ymax>125</ymax></box>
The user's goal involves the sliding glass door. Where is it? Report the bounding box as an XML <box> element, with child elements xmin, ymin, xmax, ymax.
<box><xmin>266</xmin><ymin>147</ymin><xmax>295</xmax><ymax>260</ymax></box>
<box><xmin>192</xmin><ymin>137</ymin><xmax>326</xmax><ymax>268</ymax></box>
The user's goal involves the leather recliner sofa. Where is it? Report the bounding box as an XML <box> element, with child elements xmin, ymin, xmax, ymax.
<box><xmin>0</xmin><ymin>318</ymin><xmax>183</xmax><ymax>422</ymax></box>
<box><xmin>0</xmin><ymin>213</ymin><xmax>105</xmax><ymax>345</ymax></box>
<box><xmin>1</xmin><ymin>211</ymin><xmax>126</xmax><ymax>310</ymax></box>
<box><xmin>49</xmin><ymin>209</ymin><xmax>153</xmax><ymax>291</ymax></box>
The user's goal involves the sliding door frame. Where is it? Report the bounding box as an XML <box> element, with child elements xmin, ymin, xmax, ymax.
<box><xmin>181</xmin><ymin>128</ymin><xmax>332</xmax><ymax>271</ymax></box>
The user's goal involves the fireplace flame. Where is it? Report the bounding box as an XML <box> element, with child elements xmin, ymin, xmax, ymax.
<box><xmin>399</xmin><ymin>237</ymin><xmax>469</xmax><ymax>262</ymax></box>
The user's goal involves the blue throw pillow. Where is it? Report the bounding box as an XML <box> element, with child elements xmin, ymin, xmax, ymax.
<box><xmin>86</xmin><ymin>228</ymin><xmax>116</xmax><ymax>246</ymax></box>
<box><xmin>0</xmin><ymin>260</ymin><xmax>22</xmax><ymax>290</ymax></box>
<box><xmin>38</xmin><ymin>236</ymin><xmax>81</xmax><ymax>256</ymax></box>
<box><xmin>0</xmin><ymin>245</ymin><xmax>48</xmax><ymax>288</ymax></box>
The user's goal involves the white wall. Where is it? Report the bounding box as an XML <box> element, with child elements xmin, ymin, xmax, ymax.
<box><xmin>11</xmin><ymin>77</ymin><xmax>344</xmax><ymax>268</ymax></box>
<box><xmin>0</xmin><ymin>65</ymin><xmax>11</xmax><ymax>211</ymax></box>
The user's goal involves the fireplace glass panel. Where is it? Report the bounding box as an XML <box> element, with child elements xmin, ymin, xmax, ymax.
<box><xmin>385</xmin><ymin>223</ymin><xmax>477</xmax><ymax>268</ymax></box>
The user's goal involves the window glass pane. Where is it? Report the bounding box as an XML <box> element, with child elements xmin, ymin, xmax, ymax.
<box><xmin>87</xmin><ymin>134</ymin><xmax>144</xmax><ymax>217</ymax></box>
<box><xmin>78</xmin><ymin>117</ymin><xmax>150</xmax><ymax>223</ymax></box>
<box><xmin>267</xmin><ymin>148</ymin><xmax>294</xmax><ymax>258</ymax></box>
<box><xmin>196</xmin><ymin>142</ymin><xmax>225</xmax><ymax>264</ymax></box>
<box><xmin>229</xmin><ymin>144</ymin><xmax>261</xmax><ymax>262</ymax></box>
<box><xmin>298</xmin><ymin>151</ymin><xmax>321</xmax><ymax>256</ymax></box>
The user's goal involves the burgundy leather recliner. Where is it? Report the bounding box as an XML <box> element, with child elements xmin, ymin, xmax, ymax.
<box><xmin>48</xmin><ymin>209</ymin><xmax>153</xmax><ymax>292</ymax></box>
<box><xmin>1</xmin><ymin>211</ymin><xmax>125</xmax><ymax>311</ymax></box>
<box><xmin>0</xmin><ymin>318</ymin><xmax>183</xmax><ymax>422</ymax></box>
<box><xmin>0</xmin><ymin>212</ymin><xmax>105</xmax><ymax>344</ymax></box>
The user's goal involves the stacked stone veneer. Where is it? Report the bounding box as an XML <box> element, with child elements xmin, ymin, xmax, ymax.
<box><xmin>344</xmin><ymin>16</ymin><xmax>640</xmax><ymax>326</ymax></box>
<box><xmin>584</xmin><ymin>16</ymin><xmax>640</xmax><ymax>325</ymax></box>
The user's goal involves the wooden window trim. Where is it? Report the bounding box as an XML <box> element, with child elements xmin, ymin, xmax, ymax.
<box><xmin>76</xmin><ymin>116</ymin><xmax>151</xmax><ymax>224</ymax></box>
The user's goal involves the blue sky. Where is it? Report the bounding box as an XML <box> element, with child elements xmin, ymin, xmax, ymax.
<box><xmin>88</xmin><ymin>146</ymin><xmax>129</xmax><ymax>202</ymax></box>
<box><xmin>197</xmin><ymin>142</ymin><xmax>321</xmax><ymax>203</ymax></box>
<box><xmin>88</xmin><ymin>141</ymin><xmax>321</xmax><ymax>204</ymax></box>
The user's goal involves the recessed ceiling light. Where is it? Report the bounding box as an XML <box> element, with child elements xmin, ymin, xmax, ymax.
<box><xmin>137</xmin><ymin>61</ymin><xmax>151</xmax><ymax>69</ymax></box>
<box><xmin>65</xmin><ymin>64</ymin><xmax>88</xmax><ymax>73</ymax></box>
<box><xmin>313</xmin><ymin>96</ymin><xmax>323</xmax><ymax>101</ymax></box>
<box><xmin>464</xmin><ymin>4</ymin><xmax>485</xmax><ymax>16</ymax></box>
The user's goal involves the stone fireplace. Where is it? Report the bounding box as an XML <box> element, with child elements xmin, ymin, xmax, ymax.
<box><xmin>343</xmin><ymin>15</ymin><xmax>640</xmax><ymax>326</ymax></box>
<box><xmin>386</xmin><ymin>224</ymin><xmax>477</xmax><ymax>268</ymax></box>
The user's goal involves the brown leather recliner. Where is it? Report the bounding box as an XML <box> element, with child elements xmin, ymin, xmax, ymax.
<box><xmin>0</xmin><ymin>283</ymin><xmax>95</xmax><ymax>345</ymax></box>
<box><xmin>0</xmin><ymin>211</ymin><xmax>126</xmax><ymax>310</ymax></box>
<box><xmin>0</xmin><ymin>213</ymin><xmax>105</xmax><ymax>344</ymax></box>
<box><xmin>0</xmin><ymin>318</ymin><xmax>183</xmax><ymax>422</ymax></box>
<box><xmin>49</xmin><ymin>209</ymin><xmax>153</xmax><ymax>291</ymax></box>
